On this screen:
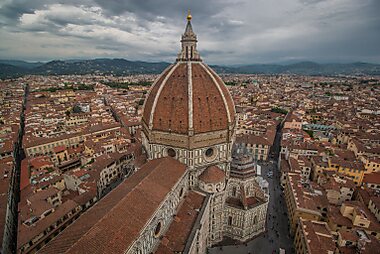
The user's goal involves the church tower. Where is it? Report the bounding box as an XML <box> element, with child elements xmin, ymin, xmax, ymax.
<box><xmin>141</xmin><ymin>11</ymin><xmax>236</xmax><ymax>244</ymax></box>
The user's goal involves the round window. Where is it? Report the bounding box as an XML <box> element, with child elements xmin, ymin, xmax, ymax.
<box><xmin>167</xmin><ymin>148</ymin><xmax>176</xmax><ymax>157</ymax></box>
<box><xmin>205</xmin><ymin>148</ymin><xmax>214</xmax><ymax>157</ymax></box>
<box><xmin>204</xmin><ymin>147</ymin><xmax>218</xmax><ymax>162</ymax></box>
<box><xmin>154</xmin><ymin>222</ymin><xmax>162</xmax><ymax>237</ymax></box>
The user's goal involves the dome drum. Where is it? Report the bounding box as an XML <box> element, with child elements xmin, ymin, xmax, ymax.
<box><xmin>142</xmin><ymin>124</ymin><xmax>233</xmax><ymax>150</ymax></box>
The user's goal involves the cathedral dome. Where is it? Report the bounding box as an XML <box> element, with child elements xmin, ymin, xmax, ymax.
<box><xmin>142</xmin><ymin>14</ymin><xmax>235</xmax><ymax>138</ymax></box>
<box><xmin>142</xmin><ymin>62</ymin><xmax>235</xmax><ymax>135</ymax></box>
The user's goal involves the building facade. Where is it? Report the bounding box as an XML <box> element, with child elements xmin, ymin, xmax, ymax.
<box><xmin>224</xmin><ymin>153</ymin><xmax>268</xmax><ymax>241</ymax></box>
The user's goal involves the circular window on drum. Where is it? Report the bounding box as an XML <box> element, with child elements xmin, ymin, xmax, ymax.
<box><xmin>204</xmin><ymin>147</ymin><xmax>217</xmax><ymax>162</ymax></box>
<box><xmin>166</xmin><ymin>148</ymin><xmax>176</xmax><ymax>157</ymax></box>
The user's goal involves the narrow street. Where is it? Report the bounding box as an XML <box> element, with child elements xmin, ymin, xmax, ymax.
<box><xmin>209</xmin><ymin>125</ymin><xmax>294</xmax><ymax>254</ymax></box>
<box><xmin>2</xmin><ymin>83</ymin><xmax>28</xmax><ymax>253</ymax></box>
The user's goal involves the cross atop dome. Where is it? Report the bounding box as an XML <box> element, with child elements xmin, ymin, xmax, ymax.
<box><xmin>177</xmin><ymin>10</ymin><xmax>202</xmax><ymax>62</ymax></box>
<box><xmin>187</xmin><ymin>9</ymin><xmax>192</xmax><ymax>21</ymax></box>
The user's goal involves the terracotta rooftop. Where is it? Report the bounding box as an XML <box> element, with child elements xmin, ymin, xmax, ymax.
<box><xmin>236</xmin><ymin>133</ymin><xmax>271</xmax><ymax>146</ymax></box>
<box><xmin>363</xmin><ymin>171</ymin><xmax>380</xmax><ymax>185</ymax></box>
<box><xmin>226</xmin><ymin>196</ymin><xmax>261</xmax><ymax>210</ymax></box>
<box><xmin>300</xmin><ymin>219</ymin><xmax>335</xmax><ymax>254</ymax></box>
<box><xmin>18</xmin><ymin>199</ymin><xmax>79</xmax><ymax>249</ymax></box>
<box><xmin>38</xmin><ymin>157</ymin><xmax>186</xmax><ymax>254</ymax></box>
<box><xmin>287</xmin><ymin>173</ymin><xmax>328</xmax><ymax>213</ymax></box>
<box><xmin>338</xmin><ymin>229</ymin><xmax>359</xmax><ymax>242</ymax></box>
<box><xmin>328</xmin><ymin>201</ymin><xmax>380</xmax><ymax>232</ymax></box>
<box><xmin>155</xmin><ymin>191</ymin><xmax>206</xmax><ymax>253</ymax></box>
<box><xmin>53</xmin><ymin>145</ymin><xmax>66</xmax><ymax>153</ymax></box>
<box><xmin>199</xmin><ymin>165</ymin><xmax>225</xmax><ymax>184</ymax></box>
<box><xmin>142</xmin><ymin>62</ymin><xmax>235</xmax><ymax>134</ymax></box>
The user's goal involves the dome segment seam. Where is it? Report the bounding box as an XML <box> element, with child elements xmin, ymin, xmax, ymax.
<box><xmin>187</xmin><ymin>61</ymin><xmax>194</xmax><ymax>135</ymax></box>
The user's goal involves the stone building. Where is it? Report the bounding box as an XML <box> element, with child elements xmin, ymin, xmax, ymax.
<box><xmin>224</xmin><ymin>152</ymin><xmax>268</xmax><ymax>241</ymax></box>
<box><xmin>37</xmin><ymin>12</ymin><xmax>268</xmax><ymax>254</ymax></box>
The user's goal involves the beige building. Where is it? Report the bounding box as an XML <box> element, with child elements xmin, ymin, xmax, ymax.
<box><xmin>368</xmin><ymin>196</ymin><xmax>380</xmax><ymax>222</ymax></box>
<box><xmin>64</xmin><ymin>152</ymin><xmax>133</xmax><ymax>198</ymax></box>
<box><xmin>283</xmin><ymin>112</ymin><xmax>302</xmax><ymax>130</ymax></box>
<box><xmin>327</xmin><ymin>201</ymin><xmax>380</xmax><ymax>240</ymax></box>
<box><xmin>317</xmin><ymin>173</ymin><xmax>355</xmax><ymax>205</ymax></box>
<box><xmin>336</xmin><ymin>229</ymin><xmax>380</xmax><ymax>253</ymax></box>
<box><xmin>310</xmin><ymin>156</ymin><xmax>330</xmax><ymax>181</ymax></box>
<box><xmin>235</xmin><ymin>134</ymin><xmax>271</xmax><ymax>161</ymax></box>
<box><xmin>294</xmin><ymin>219</ymin><xmax>335</xmax><ymax>254</ymax></box>
<box><xmin>361</xmin><ymin>155</ymin><xmax>380</xmax><ymax>174</ymax></box>
<box><xmin>284</xmin><ymin>173</ymin><xmax>328</xmax><ymax>234</ymax></box>
<box><xmin>17</xmin><ymin>187</ymin><xmax>84</xmax><ymax>253</ymax></box>
<box><xmin>24</xmin><ymin>123</ymin><xmax>120</xmax><ymax>157</ymax></box>
<box><xmin>362</xmin><ymin>171</ymin><xmax>380</xmax><ymax>190</ymax></box>
<box><xmin>347</xmin><ymin>138</ymin><xmax>380</xmax><ymax>159</ymax></box>
<box><xmin>328</xmin><ymin>157</ymin><xmax>365</xmax><ymax>185</ymax></box>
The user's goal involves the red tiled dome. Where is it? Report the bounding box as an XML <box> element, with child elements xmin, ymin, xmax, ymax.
<box><xmin>199</xmin><ymin>165</ymin><xmax>225</xmax><ymax>184</ymax></box>
<box><xmin>142</xmin><ymin>61</ymin><xmax>235</xmax><ymax>135</ymax></box>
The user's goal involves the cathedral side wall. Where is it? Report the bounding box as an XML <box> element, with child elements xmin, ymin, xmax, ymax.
<box><xmin>126</xmin><ymin>172</ymin><xmax>189</xmax><ymax>254</ymax></box>
<box><xmin>208</xmin><ymin>192</ymin><xmax>226</xmax><ymax>244</ymax></box>
<box><xmin>185</xmin><ymin>195</ymin><xmax>211</xmax><ymax>254</ymax></box>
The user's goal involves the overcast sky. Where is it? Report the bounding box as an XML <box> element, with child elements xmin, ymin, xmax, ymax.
<box><xmin>0</xmin><ymin>0</ymin><xmax>379</xmax><ymax>64</ymax></box>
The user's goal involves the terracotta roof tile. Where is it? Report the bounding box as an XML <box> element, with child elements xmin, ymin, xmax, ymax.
<box><xmin>142</xmin><ymin>62</ymin><xmax>235</xmax><ymax>134</ymax></box>
<box><xmin>199</xmin><ymin>165</ymin><xmax>225</xmax><ymax>184</ymax></box>
<box><xmin>39</xmin><ymin>157</ymin><xmax>186</xmax><ymax>254</ymax></box>
<box><xmin>155</xmin><ymin>191</ymin><xmax>206</xmax><ymax>253</ymax></box>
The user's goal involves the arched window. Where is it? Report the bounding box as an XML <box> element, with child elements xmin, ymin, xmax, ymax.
<box><xmin>228</xmin><ymin>216</ymin><xmax>233</xmax><ymax>226</ymax></box>
<box><xmin>232</xmin><ymin>186</ymin><xmax>237</xmax><ymax>197</ymax></box>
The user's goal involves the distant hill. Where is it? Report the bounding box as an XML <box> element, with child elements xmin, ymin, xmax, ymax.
<box><xmin>1</xmin><ymin>58</ymin><xmax>380</xmax><ymax>79</ymax></box>
<box><xmin>0</xmin><ymin>60</ymin><xmax>43</xmax><ymax>69</ymax></box>
<box><xmin>32</xmin><ymin>59</ymin><xmax>169</xmax><ymax>75</ymax></box>
<box><xmin>0</xmin><ymin>63</ymin><xmax>29</xmax><ymax>79</ymax></box>
<box><xmin>214</xmin><ymin>61</ymin><xmax>380</xmax><ymax>76</ymax></box>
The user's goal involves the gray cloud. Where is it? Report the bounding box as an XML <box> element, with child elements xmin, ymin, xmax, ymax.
<box><xmin>0</xmin><ymin>0</ymin><xmax>379</xmax><ymax>64</ymax></box>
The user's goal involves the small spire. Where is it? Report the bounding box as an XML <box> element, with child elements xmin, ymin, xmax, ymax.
<box><xmin>177</xmin><ymin>11</ymin><xmax>201</xmax><ymax>62</ymax></box>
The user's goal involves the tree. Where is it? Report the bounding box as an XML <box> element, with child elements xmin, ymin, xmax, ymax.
<box><xmin>271</xmin><ymin>107</ymin><xmax>288</xmax><ymax>115</ymax></box>
<box><xmin>304</xmin><ymin>130</ymin><xmax>314</xmax><ymax>138</ymax></box>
